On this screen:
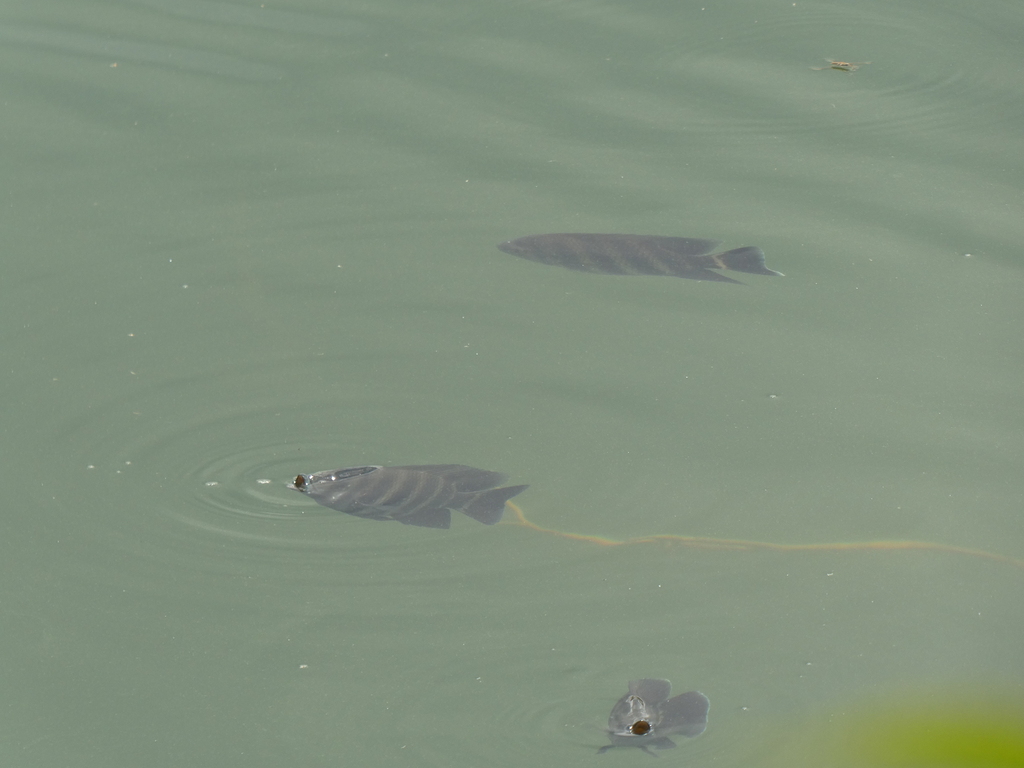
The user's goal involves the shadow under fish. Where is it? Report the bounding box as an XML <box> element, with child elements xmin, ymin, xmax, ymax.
<box><xmin>498</xmin><ymin>233</ymin><xmax>782</xmax><ymax>284</ymax></box>
<box><xmin>599</xmin><ymin>679</ymin><xmax>710</xmax><ymax>757</ymax></box>
<box><xmin>288</xmin><ymin>464</ymin><xmax>528</xmax><ymax>529</ymax></box>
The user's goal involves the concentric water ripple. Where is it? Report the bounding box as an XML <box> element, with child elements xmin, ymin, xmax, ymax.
<box><xmin>580</xmin><ymin>3</ymin><xmax>1020</xmax><ymax>148</ymax></box>
<box><xmin>54</xmin><ymin>358</ymin><xmax>456</xmax><ymax>565</ymax></box>
<box><xmin>52</xmin><ymin>352</ymin><xmax>543</xmax><ymax>596</ymax></box>
<box><xmin>275</xmin><ymin>637</ymin><xmax>727</xmax><ymax>765</ymax></box>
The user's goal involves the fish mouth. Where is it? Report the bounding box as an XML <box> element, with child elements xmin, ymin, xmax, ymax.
<box><xmin>611</xmin><ymin>720</ymin><xmax>654</xmax><ymax>738</ymax></box>
<box><xmin>629</xmin><ymin>720</ymin><xmax>652</xmax><ymax>735</ymax></box>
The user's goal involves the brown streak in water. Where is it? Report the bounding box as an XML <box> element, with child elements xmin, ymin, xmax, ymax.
<box><xmin>503</xmin><ymin>502</ymin><xmax>1024</xmax><ymax>569</ymax></box>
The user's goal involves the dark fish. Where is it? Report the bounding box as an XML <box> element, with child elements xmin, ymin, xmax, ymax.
<box><xmin>598</xmin><ymin>679</ymin><xmax>710</xmax><ymax>756</ymax></box>
<box><xmin>497</xmin><ymin>233</ymin><xmax>782</xmax><ymax>284</ymax></box>
<box><xmin>287</xmin><ymin>464</ymin><xmax>528</xmax><ymax>529</ymax></box>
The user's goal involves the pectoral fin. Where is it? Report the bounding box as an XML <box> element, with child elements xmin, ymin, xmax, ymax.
<box><xmin>659</xmin><ymin>691</ymin><xmax>710</xmax><ymax>737</ymax></box>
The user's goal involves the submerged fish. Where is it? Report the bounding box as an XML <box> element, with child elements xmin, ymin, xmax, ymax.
<box><xmin>497</xmin><ymin>233</ymin><xmax>782</xmax><ymax>284</ymax></box>
<box><xmin>287</xmin><ymin>464</ymin><xmax>528</xmax><ymax>529</ymax></box>
<box><xmin>598</xmin><ymin>679</ymin><xmax>710</xmax><ymax>756</ymax></box>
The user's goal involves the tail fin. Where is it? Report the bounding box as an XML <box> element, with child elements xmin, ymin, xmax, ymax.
<box><xmin>708</xmin><ymin>246</ymin><xmax>783</xmax><ymax>276</ymax></box>
<box><xmin>460</xmin><ymin>484</ymin><xmax>529</xmax><ymax>525</ymax></box>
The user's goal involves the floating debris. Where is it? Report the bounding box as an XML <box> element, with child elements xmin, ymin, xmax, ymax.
<box><xmin>811</xmin><ymin>59</ymin><xmax>869</xmax><ymax>72</ymax></box>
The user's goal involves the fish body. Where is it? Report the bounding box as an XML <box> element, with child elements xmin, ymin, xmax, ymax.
<box><xmin>288</xmin><ymin>464</ymin><xmax>527</xmax><ymax>529</ymax></box>
<box><xmin>598</xmin><ymin>679</ymin><xmax>710</xmax><ymax>756</ymax></box>
<box><xmin>498</xmin><ymin>233</ymin><xmax>782</xmax><ymax>283</ymax></box>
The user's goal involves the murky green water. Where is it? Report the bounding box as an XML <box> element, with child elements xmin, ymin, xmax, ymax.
<box><xmin>3</xmin><ymin>1</ymin><xmax>1023</xmax><ymax>766</ymax></box>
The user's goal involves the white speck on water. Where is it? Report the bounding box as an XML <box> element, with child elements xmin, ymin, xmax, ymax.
<box><xmin>257</xmin><ymin>478</ymin><xmax>271</xmax><ymax>484</ymax></box>
<box><xmin>205</xmin><ymin>481</ymin><xmax>218</xmax><ymax>487</ymax></box>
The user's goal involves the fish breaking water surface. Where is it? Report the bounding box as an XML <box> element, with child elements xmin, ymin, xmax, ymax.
<box><xmin>288</xmin><ymin>464</ymin><xmax>527</xmax><ymax>529</ymax></box>
<box><xmin>599</xmin><ymin>678</ymin><xmax>710</xmax><ymax>756</ymax></box>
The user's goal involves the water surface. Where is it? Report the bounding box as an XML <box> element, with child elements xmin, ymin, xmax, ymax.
<box><xmin>3</xmin><ymin>0</ymin><xmax>1023</xmax><ymax>765</ymax></box>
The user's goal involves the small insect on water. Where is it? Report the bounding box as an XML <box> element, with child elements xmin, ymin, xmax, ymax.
<box><xmin>811</xmin><ymin>59</ymin><xmax>869</xmax><ymax>72</ymax></box>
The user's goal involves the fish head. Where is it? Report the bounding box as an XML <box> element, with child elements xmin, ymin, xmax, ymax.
<box><xmin>607</xmin><ymin>694</ymin><xmax>661</xmax><ymax>741</ymax></box>
<box><xmin>601</xmin><ymin>680</ymin><xmax>707</xmax><ymax>753</ymax></box>
<box><xmin>287</xmin><ymin>466</ymin><xmax>381</xmax><ymax>493</ymax></box>
<box><xmin>287</xmin><ymin>474</ymin><xmax>310</xmax><ymax>492</ymax></box>
<box><xmin>496</xmin><ymin>238</ymin><xmax>529</xmax><ymax>257</ymax></box>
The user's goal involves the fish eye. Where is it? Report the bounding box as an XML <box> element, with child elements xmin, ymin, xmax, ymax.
<box><xmin>630</xmin><ymin>720</ymin><xmax>651</xmax><ymax>735</ymax></box>
<box><xmin>293</xmin><ymin>475</ymin><xmax>306</xmax><ymax>489</ymax></box>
